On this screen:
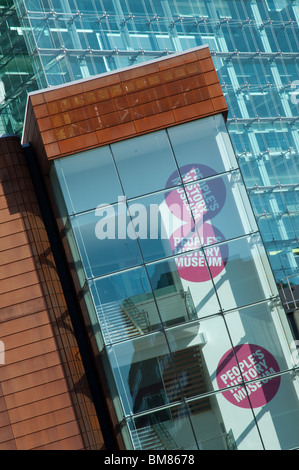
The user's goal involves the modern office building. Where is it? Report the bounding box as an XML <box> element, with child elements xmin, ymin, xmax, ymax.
<box><xmin>1</xmin><ymin>0</ymin><xmax>298</xmax><ymax>296</ymax></box>
<box><xmin>0</xmin><ymin>46</ymin><xmax>296</xmax><ymax>450</ymax></box>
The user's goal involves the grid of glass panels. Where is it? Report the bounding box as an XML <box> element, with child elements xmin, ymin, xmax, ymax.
<box><xmin>10</xmin><ymin>0</ymin><xmax>299</xmax><ymax>290</ymax></box>
<box><xmin>51</xmin><ymin>114</ymin><xmax>299</xmax><ymax>450</ymax></box>
<box><xmin>0</xmin><ymin>0</ymin><xmax>42</xmax><ymax>135</ymax></box>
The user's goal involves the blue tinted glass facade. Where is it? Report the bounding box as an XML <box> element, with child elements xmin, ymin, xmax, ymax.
<box><xmin>9</xmin><ymin>0</ymin><xmax>299</xmax><ymax>289</ymax></box>
<box><xmin>0</xmin><ymin>0</ymin><xmax>42</xmax><ymax>135</ymax></box>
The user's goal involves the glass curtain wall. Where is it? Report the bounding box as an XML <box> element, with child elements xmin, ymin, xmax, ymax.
<box><xmin>51</xmin><ymin>114</ymin><xmax>299</xmax><ymax>450</ymax></box>
<box><xmin>0</xmin><ymin>0</ymin><xmax>42</xmax><ymax>135</ymax></box>
<box><xmin>12</xmin><ymin>0</ymin><xmax>299</xmax><ymax>289</ymax></box>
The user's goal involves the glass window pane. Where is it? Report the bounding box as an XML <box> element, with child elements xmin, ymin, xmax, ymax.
<box><xmin>70</xmin><ymin>204</ymin><xmax>143</xmax><ymax>279</ymax></box>
<box><xmin>188</xmin><ymin>392</ymin><xmax>263</xmax><ymax>450</ymax></box>
<box><xmin>252</xmin><ymin>372</ymin><xmax>299</xmax><ymax>450</ymax></box>
<box><xmin>54</xmin><ymin>146</ymin><xmax>123</xmax><ymax>214</ymax></box>
<box><xmin>89</xmin><ymin>266</ymin><xmax>162</xmax><ymax>343</ymax></box>
<box><xmin>129</xmin><ymin>33</ymin><xmax>152</xmax><ymax>50</ymax></box>
<box><xmin>106</xmin><ymin>332</ymin><xmax>183</xmax><ymax>416</ymax></box>
<box><xmin>111</xmin><ymin>130</ymin><xmax>179</xmax><ymax>198</ymax></box>
<box><xmin>106</xmin><ymin>33</ymin><xmax>124</xmax><ymax>49</ymax></box>
<box><xmin>165</xmin><ymin>171</ymin><xmax>257</xmax><ymax>260</ymax></box>
<box><xmin>127</xmin><ymin>188</ymin><xmax>199</xmax><ymax>263</ymax></box>
<box><xmin>183</xmin><ymin>172</ymin><xmax>258</xmax><ymax>244</ymax></box>
<box><xmin>210</xmin><ymin>235</ymin><xmax>277</xmax><ymax>311</ymax></box>
<box><xmin>225</xmin><ymin>301</ymin><xmax>295</xmax><ymax>374</ymax></box>
<box><xmin>128</xmin><ymin>403</ymin><xmax>198</xmax><ymax>450</ymax></box>
<box><xmin>165</xmin><ymin>316</ymin><xmax>235</xmax><ymax>397</ymax></box>
<box><xmin>167</xmin><ymin>114</ymin><xmax>238</xmax><ymax>183</ymax></box>
<box><xmin>156</xmin><ymin>35</ymin><xmax>174</xmax><ymax>51</ymax></box>
<box><xmin>217</xmin><ymin>372</ymin><xmax>299</xmax><ymax>449</ymax></box>
<box><xmin>146</xmin><ymin>254</ymin><xmax>220</xmax><ymax>323</ymax></box>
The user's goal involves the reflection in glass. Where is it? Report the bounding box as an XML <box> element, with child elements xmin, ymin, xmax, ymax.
<box><xmin>111</xmin><ymin>130</ymin><xmax>179</xmax><ymax>198</ymax></box>
<box><xmin>106</xmin><ymin>332</ymin><xmax>184</xmax><ymax>416</ymax></box>
<box><xmin>165</xmin><ymin>327</ymin><xmax>211</xmax><ymax>406</ymax></box>
<box><xmin>89</xmin><ymin>267</ymin><xmax>162</xmax><ymax>343</ymax></box>
<box><xmin>183</xmin><ymin>172</ymin><xmax>258</xmax><ymax>244</ymax></box>
<box><xmin>147</xmin><ymin>252</ymin><xmax>220</xmax><ymax>321</ymax></box>
<box><xmin>54</xmin><ymin>146</ymin><xmax>123</xmax><ymax>214</ymax></box>
<box><xmin>209</xmin><ymin>235</ymin><xmax>276</xmax><ymax>311</ymax></box>
<box><xmin>70</xmin><ymin>204</ymin><xmax>143</xmax><ymax>279</ymax></box>
<box><xmin>166</xmin><ymin>315</ymin><xmax>235</xmax><ymax>396</ymax></box>
<box><xmin>225</xmin><ymin>301</ymin><xmax>295</xmax><ymax>374</ymax></box>
<box><xmin>128</xmin><ymin>402</ymin><xmax>198</xmax><ymax>450</ymax></box>
<box><xmin>167</xmin><ymin>114</ymin><xmax>238</xmax><ymax>182</ymax></box>
<box><xmin>188</xmin><ymin>392</ymin><xmax>263</xmax><ymax>450</ymax></box>
<box><xmin>188</xmin><ymin>394</ymin><xmax>237</xmax><ymax>450</ymax></box>
<box><xmin>127</xmin><ymin>188</ymin><xmax>199</xmax><ymax>263</ymax></box>
<box><xmin>251</xmin><ymin>372</ymin><xmax>299</xmax><ymax>450</ymax></box>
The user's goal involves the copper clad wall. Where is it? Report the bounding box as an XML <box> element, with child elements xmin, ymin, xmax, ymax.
<box><xmin>23</xmin><ymin>47</ymin><xmax>227</xmax><ymax>173</ymax></box>
<box><xmin>0</xmin><ymin>136</ymin><xmax>104</xmax><ymax>450</ymax></box>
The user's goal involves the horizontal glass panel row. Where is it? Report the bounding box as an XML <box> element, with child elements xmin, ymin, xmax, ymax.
<box><xmin>53</xmin><ymin>114</ymin><xmax>239</xmax><ymax>214</ymax></box>
<box><xmin>86</xmin><ymin>234</ymin><xmax>277</xmax><ymax>343</ymax></box>
<box><xmin>240</xmin><ymin>158</ymin><xmax>299</xmax><ymax>188</ymax></box>
<box><xmin>258</xmin><ymin>214</ymin><xmax>299</xmax><ymax>242</ymax></box>
<box><xmin>26</xmin><ymin>15</ymin><xmax>299</xmax><ymax>56</ymax></box>
<box><xmin>25</xmin><ymin>0</ymin><xmax>299</xmax><ymax>56</ymax></box>
<box><xmin>23</xmin><ymin>0</ymin><xmax>295</xmax><ymax>19</ymax></box>
<box><xmin>250</xmin><ymin>190</ymin><xmax>299</xmax><ymax>215</ymax></box>
<box><xmin>67</xmin><ymin>175</ymin><xmax>258</xmax><ymax>276</ymax></box>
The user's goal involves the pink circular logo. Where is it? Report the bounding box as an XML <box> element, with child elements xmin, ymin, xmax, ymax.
<box><xmin>165</xmin><ymin>164</ymin><xmax>226</xmax><ymax>224</ymax></box>
<box><xmin>216</xmin><ymin>344</ymin><xmax>281</xmax><ymax>409</ymax></box>
<box><xmin>170</xmin><ymin>223</ymin><xmax>228</xmax><ymax>282</ymax></box>
<box><xmin>166</xmin><ymin>163</ymin><xmax>217</xmax><ymax>187</ymax></box>
<box><xmin>164</xmin><ymin>164</ymin><xmax>228</xmax><ymax>283</ymax></box>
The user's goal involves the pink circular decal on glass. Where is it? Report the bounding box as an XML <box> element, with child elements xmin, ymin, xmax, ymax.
<box><xmin>166</xmin><ymin>163</ymin><xmax>217</xmax><ymax>187</ymax></box>
<box><xmin>170</xmin><ymin>223</ymin><xmax>229</xmax><ymax>282</ymax></box>
<box><xmin>216</xmin><ymin>344</ymin><xmax>281</xmax><ymax>409</ymax></box>
<box><xmin>165</xmin><ymin>164</ymin><xmax>226</xmax><ymax>224</ymax></box>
